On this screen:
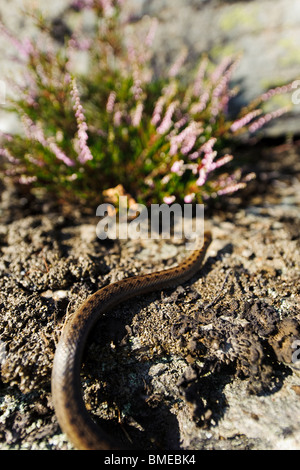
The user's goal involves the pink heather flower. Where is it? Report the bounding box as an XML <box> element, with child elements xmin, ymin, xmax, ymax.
<box><xmin>35</xmin><ymin>64</ymin><xmax>51</xmax><ymax>88</ymax></box>
<box><xmin>0</xmin><ymin>23</ymin><xmax>35</xmax><ymax>59</ymax></box>
<box><xmin>68</xmin><ymin>37</ymin><xmax>92</xmax><ymax>51</ymax></box>
<box><xmin>145</xmin><ymin>18</ymin><xmax>158</xmax><ymax>47</ymax></box>
<box><xmin>126</xmin><ymin>41</ymin><xmax>146</xmax><ymax>100</ymax></box>
<box><xmin>48</xmin><ymin>141</ymin><xmax>75</xmax><ymax>167</ymax></box>
<box><xmin>212</xmin><ymin>169</ymin><xmax>255</xmax><ymax>197</ymax></box>
<box><xmin>19</xmin><ymin>38</ymin><xmax>35</xmax><ymax>58</ymax></box>
<box><xmin>5</xmin><ymin>168</ymin><xmax>18</xmax><ymax>177</ymax></box>
<box><xmin>213</xmin><ymin>58</ymin><xmax>240</xmax><ymax>96</ymax></box>
<box><xmin>174</xmin><ymin>115</ymin><xmax>189</xmax><ymax>130</ymax></box>
<box><xmin>126</xmin><ymin>42</ymin><xmax>136</xmax><ymax>65</ymax></box>
<box><xmin>21</xmin><ymin>114</ymin><xmax>75</xmax><ymax>167</ymax></box>
<box><xmin>163</xmin><ymin>82</ymin><xmax>178</xmax><ymax>99</ymax></box>
<box><xmin>145</xmin><ymin>178</ymin><xmax>155</xmax><ymax>188</ymax></box>
<box><xmin>70</xmin><ymin>0</ymin><xmax>94</xmax><ymax>9</ymax></box>
<box><xmin>210</xmin><ymin>154</ymin><xmax>233</xmax><ymax>171</ymax></box>
<box><xmin>248</xmin><ymin>106</ymin><xmax>289</xmax><ymax>133</ymax></box>
<box><xmin>100</xmin><ymin>0</ymin><xmax>114</xmax><ymax>16</ymax></box>
<box><xmin>132</xmin><ymin>102</ymin><xmax>144</xmax><ymax>127</ymax></box>
<box><xmin>152</xmin><ymin>83</ymin><xmax>178</xmax><ymax>125</ymax></box>
<box><xmin>163</xmin><ymin>195</ymin><xmax>176</xmax><ymax>204</ymax></box>
<box><xmin>17</xmin><ymin>71</ymin><xmax>39</xmax><ymax>107</ymax></box>
<box><xmin>0</xmin><ymin>131</ymin><xmax>13</xmax><ymax>142</ymax></box>
<box><xmin>169</xmin><ymin>127</ymin><xmax>188</xmax><ymax>155</ymax></box>
<box><xmin>67</xmin><ymin>173</ymin><xmax>78</xmax><ymax>181</ymax></box>
<box><xmin>210</xmin><ymin>57</ymin><xmax>240</xmax><ymax>116</ymax></box>
<box><xmin>202</xmin><ymin>150</ymin><xmax>217</xmax><ymax>169</ymax></box>
<box><xmin>0</xmin><ymin>148</ymin><xmax>20</xmax><ymax>164</ymax></box>
<box><xmin>24</xmin><ymin>93</ymin><xmax>37</xmax><ymax>108</ymax></box>
<box><xmin>259</xmin><ymin>83</ymin><xmax>294</xmax><ymax>102</ymax></box>
<box><xmin>211</xmin><ymin>81</ymin><xmax>229</xmax><ymax>117</ymax></box>
<box><xmin>196</xmin><ymin>168</ymin><xmax>207</xmax><ymax>187</ymax></box>
<box><xmin>195</xmin><ymin>150</ymin><xmax>233</xmax><ymax>187</ymax></box>
<box><xmin>131</xmin><ymin>70</ymin><xmax>143</xmax><ymax>101</ymax></box>
<box><xmin>230</xmin><ymin>109</ymin><xmax>262</xmax><ymax>132</ymax></box>
<box><xmin>106</xmin><ymin>91</ymin><xmax>116</xmax><ymax>113</ymax></box>
<box><xmin>217</xmin><ymin>182</ymin><xmax>246</xmax><ymax>196</ymax></box>
<box><xmin>181</xmin><ymin>132</ymin><xmax>198</xmax><ymax>155</ymax></box>
<box><xmin>18</xmin><ymin>175</ymin><xmax>37</xmax><ymax>185</ymax></box>
<box><xmin>26</xmin><ymin>154</ymin><xmax>44</xmax><ymax>167</ymax></box>
<box><xmin>168</xmin><ymin>48</ymin><xmax>188</xmax><ymax>78</ymax></box>
<box><xmin>198</xmin><ymin>137</ymin><xmax>217</xmax><ymax>156</ymax></box>
<box><xmin>161</xmin><ymin>174</ymin><xmax>170</xmax><ymax>184</ymax></box>
<box><xmin>220</xmin><ymin>94</ymin><xmax>230</xmax><ymax>114</ymax></box>
<box><xmin>151</xmin><ymin>96</ymin><xmax>165</xmax><ymax>126</ymax></box>
<box><xmin>71</xmin><ymin>78</ymin><xmax>93</xmax><ymax>163</ymax></box>
<box><xmin>211</xmin><ymin>56</ymin><xmax>233</xmax><ymax>84</ymax></box>
<box><xmin>193</xmin><ymin>57</ymin><xmax>208</xmax><ymax>96</ymax></box>
<box><xmin>171</xmin><ymin>160</ymin><xmax>184</xmax><ymax>175</ymax></box>
<box><xmin>21</xmin><ymin>115</ymin><xmax>47</xmax><ymax>146</ymax></box>
<box><xmin>212</xmin><ymin>75</ymin><xmax>228</xmax><ymax>99</ymax></box>
<box><xmin>188</xmin><ymin>151</ymin><xmax>199</xmax><ymax>161</ymax></box>
<box><xmin>169</xmin><ymin>122</ymin><xmax>202</xmax><ymax>156</ymax></box>
<box><xmin>244</xmin><ymin>172</ymin><xmax>256</xmax><ymax>182</ymax></box>
<box><xmin>156</xmin><ymin>101</ymin><xmax>177</xmax><ymax>134</ymax></box>
<box><xmin>113</xmin><ymin>110</ymin><xmax>122</xmax><ymax>127</ymax></box>
<box><xmin>190</xmin><ymin>91</ymin><xmax>210</xmax><ymax>115</ymax></box>
<box><xmin>184</xmin><ymin>193</ymin><xmax>195</xmax><ymax>203</ymax></box>
<box><xmin>64</xmin><ymin>73</ymin><xmax>71</xmax><ymax>85</ymax></box>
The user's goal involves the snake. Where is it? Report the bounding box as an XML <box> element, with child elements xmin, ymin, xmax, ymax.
<box><xmin>51</xmin><ymin>230</ymin><xmax>212</xmax><ymax>450</ymax></box>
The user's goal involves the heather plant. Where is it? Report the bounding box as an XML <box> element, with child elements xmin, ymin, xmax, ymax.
<box><xmin>0</xmin><ymin>0</ymin><xmax>294</xmax><ymax>208</ymax></box>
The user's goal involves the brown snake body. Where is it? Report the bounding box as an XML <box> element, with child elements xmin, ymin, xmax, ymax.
<box><xmin>51</xmin><ymin>231</ymin><xmax>212</xmax><ymax>450</ymax></box>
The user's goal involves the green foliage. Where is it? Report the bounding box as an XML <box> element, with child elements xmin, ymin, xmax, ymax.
<box><xmin>0</xmin><ymin>0</ymin><xmax>293</xmax><ymax>207</ymax></box>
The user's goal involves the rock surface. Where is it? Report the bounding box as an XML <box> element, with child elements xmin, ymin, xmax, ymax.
<box><xmin>0</xmin><ymin>139</ymin><xmax>299</xmax><ymax>450</ymax></box>
<box><xmin>124</xmin><ymin>0</ymin><xmax>300</xmax><ymax>135</ymax></box>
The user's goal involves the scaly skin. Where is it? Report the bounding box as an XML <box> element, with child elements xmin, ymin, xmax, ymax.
<box><xmin>51</xmin><ymin>231</ymin><xmax>212</xmax><ymax>450</ymax></box>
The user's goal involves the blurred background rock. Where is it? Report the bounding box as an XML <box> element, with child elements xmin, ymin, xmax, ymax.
<box><xmin>0</xmin><ymin>0</ymin><xmax>300</xmax><ymax>136</ymax></box>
